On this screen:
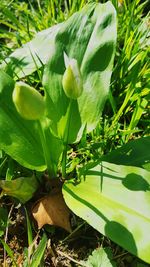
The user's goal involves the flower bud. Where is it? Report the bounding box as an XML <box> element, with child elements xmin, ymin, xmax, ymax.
<box><xmin>62</xmin><ymin>54</ymin><xmax>83</xmax><ymax>99</ymax></box>
<box><xmin>12</xmin><ymin>81</ymin><xmax>45</xmax><ymax>120</ymax></box>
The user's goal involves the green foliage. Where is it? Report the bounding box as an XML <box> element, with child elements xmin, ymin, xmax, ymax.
<box><xmin>1</xmin><ymin>25</ymin><xmax>61</xmax><ymax>78</ymax></box>
<box><xmin>102</xmin><ymin>136</ymin><xmax>150</xmax><ymax>171</ymax></box>
<box><xmin>0</xmin><ymin>2</ymin><xmax>117</xmax><ymax>175</ymax></box>
<box><xmin>81</xmin><ymin>247</ymin><xmax>116</xmax><ymax>267</ymax></box>
<box><xmin>30</xmin><ymin>233</ymin><xmax>47</xmax><ymax>267</ymax></box>
<box><xmin>23</xmin><ymin>233</ymin><xmax>47</xmax><ymax>267</ymax></box>
<box><xmin>1</xmin><ymin>2</ymin><xmax>117</xmax><ymax>143</ymax></box>
<box><xmin>0</xmin><ymin>70</ymin><xmax>46</xmax><ymax>171</ymax></box>
<box><xmin>0</xmin><ymin>238</ymin><xmax>18</xmax><ymax>266</ymax></box>
<box><xmin>43</xmin><ymin>1</ymin><xmax>117</xmax><ymax>143</ymax></box>
<box><xmin>25</xmin><ymin>207</ymin><xmax>33</xmax><ymax>246</ymax></box>
<box><xmin>0</xmin><ymin>175</ymin><xmax>38</xmax><ymax>203</ymax></box>
<box><xmin>0</xmin><ymin>70</ymin><xmax>63</xmax><ymax>174</ymax></box>
<box><xmin>107</xmin><ymin>0</ymin><xmax>150</xmax><ymax>140</ymax></box>
<box><xmin>0</xmin><ymin>0</ymin><xmax>149</xmax><ymax>265</ymax></box>
<box><xmin>0</xmin><ymin>0</ymin><xmax>88</xmax><ymax>61</ymax></box>
<box><xmin>0</xmin><ymin>207</ymin><xmax>8</xmax><ymax>237</ymax></box>
<box><xmin>63</xmin><ymin>161</ymin><xmax>150</xmax><ymax>264</ymax></box>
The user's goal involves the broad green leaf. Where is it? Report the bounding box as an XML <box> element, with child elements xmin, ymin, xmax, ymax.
<box><xmin>63</xmin><ymin>161</ymin><xmax>150</xmax><ymax>264</ymax></box>
<box><xmin>82</xmin><ymin>247</ymin><xmax>116</xmax><ymax>267</ymax></box>
<box><xmin>43</xmin><ymin>2</ymin><xmax>117</xmax><ymax>143</ymax></box>
<box><xmin>1</xmin><ymin>24</ymin><xmax>61</xmax><ymax>79</ymax></box>
<box><xmin>0</xmin><ymin>70</ymin><xmax>46</xmax><ymax>171</ymax></box>
<box><xmin>0</xmin><ymin>175</ymin><xmax>38</xmax><ymax>203</ymax></box>
<box><xmin>102</xmin><ymin>136</ymin><xmax>150</xmax><ymax>171</ymax></box>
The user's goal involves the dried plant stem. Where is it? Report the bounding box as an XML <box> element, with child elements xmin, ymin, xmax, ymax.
<box><xmin>4</xmin><ymin>203</ymin><xmax>14</xmax><ymax>267</ymax></box>
<box><xmin>57</xmin><ymin>250</ymin><xmax>87</xmax><ymax>266</ymax></box>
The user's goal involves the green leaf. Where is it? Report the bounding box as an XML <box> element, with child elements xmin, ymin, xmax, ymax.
<box><xmin>102</xmin><ymin>136</ymin><xmax>150</xmax><ymax>171</ymax></box>
<box><xmin>0</xmin><ymin>207</ymin><xmax>8</xmax><ymax>237</ymax></box>
<box><xmin>0</xmin><ymin>239</ymin><xmax>18</xmax><ymax>266</ymax></box>
<box><xmin>1</xmin><ymin>2</ymin><xmax>117</xmax><ymax>144</ymax></box>
<box><xmin>82</xmin><ymin>247</ymin><xmax>116</xmax><ymax>267</ymax></box>
<box><xmin>63</xmin><ymin>161</ymin><xmax>150</xmax><ymax>264</ymax></box>
<box><xmin>0</xmin><ymin>175</ymin><xmax>39</xmax><ymax>203</ymax></box>
<box><xmin>30</xmin><ymin>233</ymin><xmax>47</xmax><ymax>267</ymax></box>
<box><xmin>24</xmin><ymin>207</ymin><xmax>33</xmax><ymax>246</ymax></box>
<box><xmin>1</xmin><ymin>25</ymin><xmax>61</xmax><ymax>79</ymax></box>
<box><xmin>0</xmin><ymin>70</ymin><xmax>46</xmax><ymax>171</ymax></box>
<box><xmin>43</xmin><ymin>2</ymin><xmax>117</xmax><ymax>142</ymax></box>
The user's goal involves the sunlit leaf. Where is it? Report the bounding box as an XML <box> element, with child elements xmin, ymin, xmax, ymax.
<box><xmin>43</xmin><ymin>2</ymin><xmax>117</xmax><ymax>142</ymax></box>
<box><xmin>0</xmin><ymin>70</ymin><xmax>46</xmax><ymax>171</ymax></box>
<box><xmin>1</xmin><ymin>25</ymin><xmax>61</xmax><ymax>79</ymax></box>
<box><xmin>63</xmin><ymin>161</ymin><xmax>150</xmax><ymax>264</ymax></box>
<box><xmin>0</xmin><ymin>175</ymin><xmax>38</xmax><ymax>203</ymax></box>
<box><xmin>0</xmin><ymin>70</ymin><xmax>63</xmax><ymax>172</ymax></box>
<box><xmin>82</xmin><ymin>247</ymin><xmax>116</xmax><ymax>267</ymax></box>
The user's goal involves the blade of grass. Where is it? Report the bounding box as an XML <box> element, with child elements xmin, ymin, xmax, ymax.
<box><xmin>24</xmin><ymin>207</ymin><xmax>33</xmax><ymax>246</ymax></box>
<box><xmin>30</xmin><ymin>233</ymin><xmax>47</xmax><ymax>267</ymax></box>
<box><xmin>0</xmin><ymin>239</ymin><xmax>18</xmax><ymax>266</ymax></box>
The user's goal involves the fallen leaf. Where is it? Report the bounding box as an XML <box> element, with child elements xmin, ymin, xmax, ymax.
<box><xmin>32</xmin><ymin>193</ymin><xmax>71</xmax><ymax>232</ymax></box>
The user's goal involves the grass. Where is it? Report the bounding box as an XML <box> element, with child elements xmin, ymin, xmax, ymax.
<box><xmin>0</xmin><ymin>0</ymin><xmax>149</xmax><ymax>266</ymax></box>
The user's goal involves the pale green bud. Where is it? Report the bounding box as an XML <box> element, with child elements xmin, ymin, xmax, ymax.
<box><xmin>12</xmin><ymin>81</ymin><xmax>45</xmax><ymax>120</ymax></box>
<box><xmin>62</xmin><ymin>53</ymin><xmax>83</xmax><ymax>99</ymax></box>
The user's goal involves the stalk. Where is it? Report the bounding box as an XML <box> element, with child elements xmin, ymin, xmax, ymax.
<box><xmin>37</xmin><ymin>120</ymin><xmax>55</xmax><ymax>178</ymax></box>
<box><xmin>62</xmin><ymin>143</ymin><xmax>67</xmax><ymax>179</ymax></box>
<box><xmin>62</xmin><ymin>100</ymin><xmax>72</xmax><ymax>178</ymax></box>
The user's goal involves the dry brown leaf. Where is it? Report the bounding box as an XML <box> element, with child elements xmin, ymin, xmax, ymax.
<box><xmin>32</xmin><ymin>192</ymin><xmax>71</xmax><ymax>232</ymax></box>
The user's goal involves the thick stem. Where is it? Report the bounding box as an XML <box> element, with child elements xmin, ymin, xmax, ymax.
<box><xmin>37</xmin><ymin>120</ymin><xmax>55</xmax><ymax>178</ymax></box>
<box><xmin>62</xmin><ymin>99</ymin><xmax>72</xmax><ymax>178</ymax></box>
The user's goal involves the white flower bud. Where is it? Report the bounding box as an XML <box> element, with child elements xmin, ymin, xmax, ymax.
<box><xmin>12</xmin><ymin>82</ymin><xmax>45</xmax><ymax>120</ymax></box>
<box><xmin>62</xmin><ymin>53</ymin><xmax>83</xmax><ymax>99</ymax></box>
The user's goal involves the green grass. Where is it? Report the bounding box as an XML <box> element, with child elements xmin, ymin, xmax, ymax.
<box><xmin>0</xmin><ymin>0</ymin><xmax>149</xmax><ymax>266</ymax></box>
<box><xmin>0</xmin><ymin>0</ymin><xmax>90</xmax><ymax>60</ymax></box>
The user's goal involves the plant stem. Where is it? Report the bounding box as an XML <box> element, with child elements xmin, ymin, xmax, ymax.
<box><xmin>37</xmin><ymin>120</ymin><xmax>55</xmax><ymax>178</ymax></box>
<box><xmin>62</xmin><ymin>99</ymin><xmax>72</xmax><ymax>178</ymax></box>
<box><xmin>62</xmin><ymin>143</ymin><xmax>67</xmax><ymax>178</ymax></box>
